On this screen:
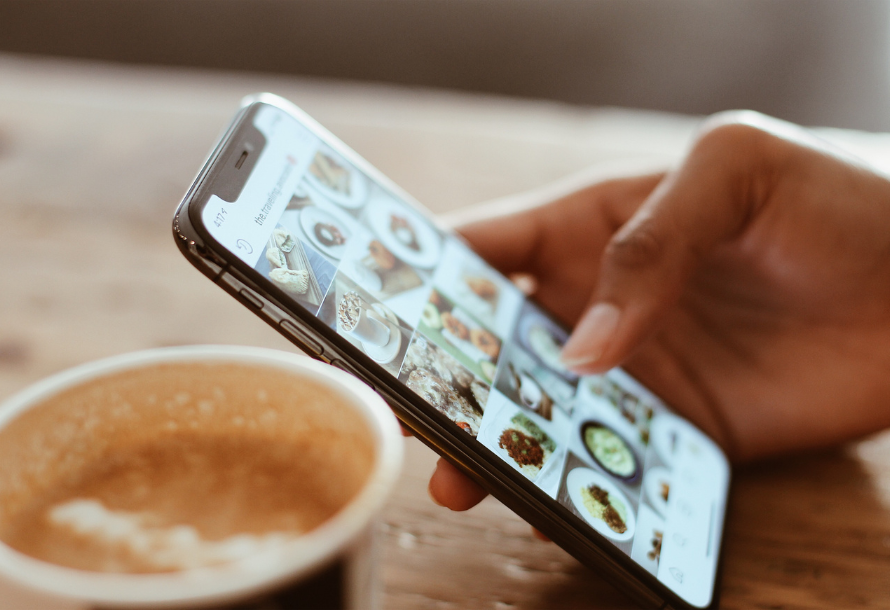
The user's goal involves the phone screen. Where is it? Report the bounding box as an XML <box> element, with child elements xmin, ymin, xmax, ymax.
<box><xmin>200</xmin><ymin>103</ymin><xmax>729</xmax><ymax>608</ymax></box>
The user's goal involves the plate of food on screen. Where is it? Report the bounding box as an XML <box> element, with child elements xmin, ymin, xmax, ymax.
<box><xmin>516</xmin><ymin>304</ymin><xmax>578</xmax><ymax>383</ymax></box>
<box><xmin>263</xmin><ymin>225</ymin><xmax>327</xmax><ymax>308</ymax></box>
<box><xmin>299</xmin><ymin>205</ymin><xmax>353</xmax><ymax>260</ymax></box>
<box><xmin>583</xmin><ymin>375</ymin><xmax>657</xmax><ymax>447</ymax></box>
<box><xmin>504</xmin><ymin>362</ymin><xmax>554</xmax><ymax>421</ymax></box>
<box><xmin>427</xmin><ymin>290</ymin><xmax>500</xmax><ymax>356</ymax></box>
<box><xmin>440</xmin><ymin>308</ymin><xmax>500</xmax><ymax>363</ymax></box>
<box><xmin>365</xmin><ymin>197</ymin><xmax>442</xmax><ymax>269</ymax></box>
<box><xmin>304</xmin><ymin>147</ymin><xmax>368</xmax><ymax>208</ymax></box>
<box><xmin>342</xmin><ymin>238</ymin><xmax>425</xmax><ymax>300</ymax></box>
<box><xmin>490</xmin><ymin>411</ymin><xmax>557</xmax><ymax>481</ymax></box>
<box><xmin>579</xmin><ymin>421</ymin><xmax>641</xmax><ymax>483</ymax></box>
<box><xmin>567</xmin><ymin>467</ymin><xmax>636</xmax><ymax>542</ymax></box>
<box><xmin>399</xmin><ymin>333</ymin><xmax>489</xmax><ymax>437</ymax></box>
<box><xmin>452</xmin><ymin>272</ymin><xmax>502</xmax><ymax>321</ymax></box>
<box><xmin>335</xmin><ymin>290</ymin><xmax>403</xmax><ymax>365</ymax></box>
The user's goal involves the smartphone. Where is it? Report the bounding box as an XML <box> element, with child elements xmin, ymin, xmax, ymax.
<box><xmin>172</xmin><ymin>94</ymin><xmax>730</xmax><ymax>609</ymax></box>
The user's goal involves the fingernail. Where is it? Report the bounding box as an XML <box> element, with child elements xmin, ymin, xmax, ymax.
<box><xmin>560</xmin><ymin>303</ymin><xmax>621</xmax><ymax>369</ymax></box>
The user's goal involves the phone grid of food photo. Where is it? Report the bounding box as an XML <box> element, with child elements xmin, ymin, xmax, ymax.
<box><xmin>228</xmin><ymin>104</ymin><xmax>728</xmax><ymax>608</ymax></box>
<box><xmin>252</xmin><ymin>133</ymin><xmax>657</xmax><ymax>566</ymax></box>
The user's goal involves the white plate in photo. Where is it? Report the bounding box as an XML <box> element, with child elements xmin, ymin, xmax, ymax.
<box><xmin>439</xmin><ymin>307</ymin><xmax>498</xmax><ymax>364</ymax></box>
<box><xmin>342</xmin><ymin>258</ymin><xmax>383</xmax><ymax>293</ymax></box>
<box><xmin>643</xmin><ymin>466</ymin><xmax>672</xmax><ymax>519</ymax></box>
<box><xmin>567</xmin><ymin>467</ymin><xmax>636</xmax><ymax>542</ymax></box>
<box><xmin>482</xmin><ymin>403</ymin><xmax>557</xmax><ymax>481</ymax></box>
<box><xmin>366</xmin><ymin>197</ymin><xmax>442</xmax><ymax>269</ymax></box>
<box><xmin>361</xmin><ymin>303</ymin><xmax>403</xmax><ymax>364</ymax></box>
<box><xmin>441</xmin><ymin>328</ymin><xmax>491</xmax><ymax>364</ymax></box>
<box><xmin>300</xmin><ymin>206</ymin><xmax>353</xmax><ymax>259</ymax></box>
<box><xmin>454</xmin><ymin>273</ymin><xmax>499</xmax><ymax>318</ymax></box>
<box><xmin>304</xmin><ymin>148</ymin><xmax>368</xmax><ymax>208</ymax></box>
<box><xmin>517</xmin><ymin>311</ymin><xmax>576</xmax><ymax>381</ymax></box>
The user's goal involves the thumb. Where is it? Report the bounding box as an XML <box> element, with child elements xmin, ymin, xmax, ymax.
<box><xmin>560</xmin><ymin>118</ymin><xmax>772</xmax><ymax>373</ymax></box>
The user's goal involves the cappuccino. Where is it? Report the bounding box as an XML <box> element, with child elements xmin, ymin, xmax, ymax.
<box><xmin>0</xmin><ymin>362</ymin><xmax>374</xmax><ymax>574</ymax></box>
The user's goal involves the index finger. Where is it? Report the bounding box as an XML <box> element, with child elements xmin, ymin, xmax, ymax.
<box><xmin>442</xmin><ymin>168</ymin><xmax>665</xmax><ymax>278</ymax></box>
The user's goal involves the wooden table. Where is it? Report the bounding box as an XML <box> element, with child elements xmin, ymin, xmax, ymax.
<box><xmin>2</xmin><ymin>53</ymin><xmax>890</xmax><ymax>609</ymax></box>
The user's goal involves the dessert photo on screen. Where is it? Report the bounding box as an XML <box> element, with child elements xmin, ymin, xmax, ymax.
<box><xmin>303</xmin><ymin>144</ymin><xmax>369</xmax><ymax>210</ymax></box>
<box><xmin>254</xmin><ymin>223</ymin><xmax>337</xmax><ymax>316</ymax></box>
<box><xmin>278</xmin><ymin>183</ymin><xmax>364</xmax><ymax>266</ymax></box>
<box><xmin>417</xmin><ymin>289</ymin><xmax>502</xmax><ymax>384</ymax></box>
<box><xmin>334</xmin><ymin>230</ymin><xmax>431</xmax><ymax>328</ymax></box>
<box><xmin>431</xmin><ymin>239</ymin><xmax>523</xmax><ymax>338</ymax></box>
<box><xmin>398</xmin><ymin>332</ymin><xmax>490</xmax><ymax>437</ymax></box>
<box><xmin>317</xmin><ymin>272</ymin><xmax>412</xmax><ymax>376</ymax></box>
<box><xmin>358</xmin><ymin>189</ymin><xmax>444</xmax><ymax>273</ymax></box>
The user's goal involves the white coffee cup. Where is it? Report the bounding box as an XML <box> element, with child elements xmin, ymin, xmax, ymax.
<box><xmin>348</xmin><ymin>306</ymin><xmax>392</xmax><ymax>348</ymax></box>
<box><xmin>0</xmin><ymin>345</ymin><xmax>403</xmax><ymax>609</ymax></box>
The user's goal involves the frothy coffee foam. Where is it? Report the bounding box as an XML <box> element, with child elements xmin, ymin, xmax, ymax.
<box><xmin>48</xmin><ymin>499</ymin><xmax>297</xmax><ymax>571</ymax></box>
<box><xmin>0</xmin><ymin>362</ymin><xmax>375</xmax><ymax>573</ymax></box>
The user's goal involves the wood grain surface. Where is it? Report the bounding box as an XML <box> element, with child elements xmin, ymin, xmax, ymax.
<box><xmin>1</xmin><ymin>54</ymin><xmax>890</xmax><ymax>609</ymax></box>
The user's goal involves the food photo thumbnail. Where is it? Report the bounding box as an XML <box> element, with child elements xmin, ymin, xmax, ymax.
<box><xmin>318</xmin><ymin>273</ymin><xmax>412</xmax><ymax>376</ymax></box>
<box><xmin>254</xmin><ymin>223</ymin><xmax>337</xmax><ymax>316</ymax></box>
<box><xmin>513</xmin><ymin>302</ymin><xmax>578</xmax><ymax>385</ymax></box>
<box><xmin>398</xmin><ymin>332</ymin><xmax>489</xmax><ymax>437</ymax></box>
<box><xmin>485</xmin><ymin>405</ymin><xmax>558</xmax><ymax>481</ymax></box>
<box><xmin>418</xmin><ymin>289</ymin><xmax>502</xmax><ymax>384</ymax></box>
<box><xmin>360</xmin><ymin>193</ymin><xmax>443</xmax><ymax>271</ymax></box>
<box><xmin>568</xmin><ymin>467</ymin><xmax>637</xmax><ymax>541</ymax></box>
<box><xmin>494</xmin><ymin>342</ymin><xmax>576</xmax><ymax>419</ymax></box>
<box><xmin>580</xmin><ymin>420</ymin><xmax>641</xmax><ymax>483</ymax></box>
<box><xmin>630</xmin><ymin>504</ymin><xmax>666</xmax><ymax>576</ymax></box>
<box><xmin>642</xmin><ymin>466</ymin><xmax>672</xmax><ymax>519</ymax></box>
<box><xmin>554</xmin><ymin>389</ymin><xmax>656</xmax><ymax>555</ymax></box>
<box><xmin>431</xmin><ymin>240</ymin><xmax>524</xmax><ymax>338</ymax></box>
<box><xmin>555</xmin><ymin>451</ymin><xmax>641</xmax><ymax>553</ymax></box>
<box><xmin>338</xmin><ymin>233</ymin><xmax>426</xmax><ymax>303</ymax></box>
<box><xmin>580</xmin><ymin>373</ymin><xmax>665</xmax><ymax>447</ymax></box>
<box><xmin>304</xmin><ymin>145</ymin><xmax>369</xmax><ymax>209</ymax></box>
<box><xmin>281</xmin><ymin>185</ymin><xmax>363</xmax><ymax>264</ymax></box>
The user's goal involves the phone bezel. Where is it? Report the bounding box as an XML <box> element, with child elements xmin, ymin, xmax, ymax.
<box><xmin>173</xmin><ymin>93</ymin><xmax>728</xmax><ymax>610</ymax></box>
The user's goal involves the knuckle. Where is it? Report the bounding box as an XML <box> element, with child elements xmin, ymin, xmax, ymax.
<box><xmin>605</xmin><ymin>224</ymin><xmax>665</xmax><ymax>271</ymax></box>
<box><xmin>693</xmin><ymin>110</ymin><xmax>784</xmax><ymax>167</ymax></box>
<box><xmin>695</xmin><ymin>114</ymin><xmax>770</xmax><ymax>155</ymax></box>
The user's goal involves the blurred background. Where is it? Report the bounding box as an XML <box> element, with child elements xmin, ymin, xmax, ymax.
<box><xmin>2</xmin><ymin>0</ymin><xmax>890</xmax><ymax>130</ymax></box>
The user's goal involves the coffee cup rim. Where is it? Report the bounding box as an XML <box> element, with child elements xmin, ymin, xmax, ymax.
<box><xmin>0</xmin><ymin>345</ymin><xmax>403</xmax><ymax>608</ymax></box>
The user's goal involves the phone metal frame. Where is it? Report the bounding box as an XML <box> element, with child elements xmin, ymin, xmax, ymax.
<box><xmin>172</xmin><ymin>93</ymin><xmax>727</xmax><ymax>610</ymax></box>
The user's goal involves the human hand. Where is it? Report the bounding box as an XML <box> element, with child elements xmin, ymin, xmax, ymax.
<box><xmin>428</xmin><ymin>111</ymin><xmax>890</xmax><ymax>511</ymax></box>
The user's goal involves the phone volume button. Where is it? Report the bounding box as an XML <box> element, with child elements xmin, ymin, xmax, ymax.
<box><xmin>237</xmin><ymin>288</ymin><xmax>264</xmax><ymax>310</ymax></box>
<box><xmin>279</xmin><ymin>319</ymin><xmax>324</xmax><ymax>358</ymax></box>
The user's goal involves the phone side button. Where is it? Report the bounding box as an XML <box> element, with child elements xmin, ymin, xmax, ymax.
<box><xmin>279</xmin><ymin>319</ymin><xmax>324</xmax><ymax>358</ymax></box>
<box><xmin>238</xmin><ymin>288</ymin><xmax>264</xmax><ymax>311</ymax></box>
